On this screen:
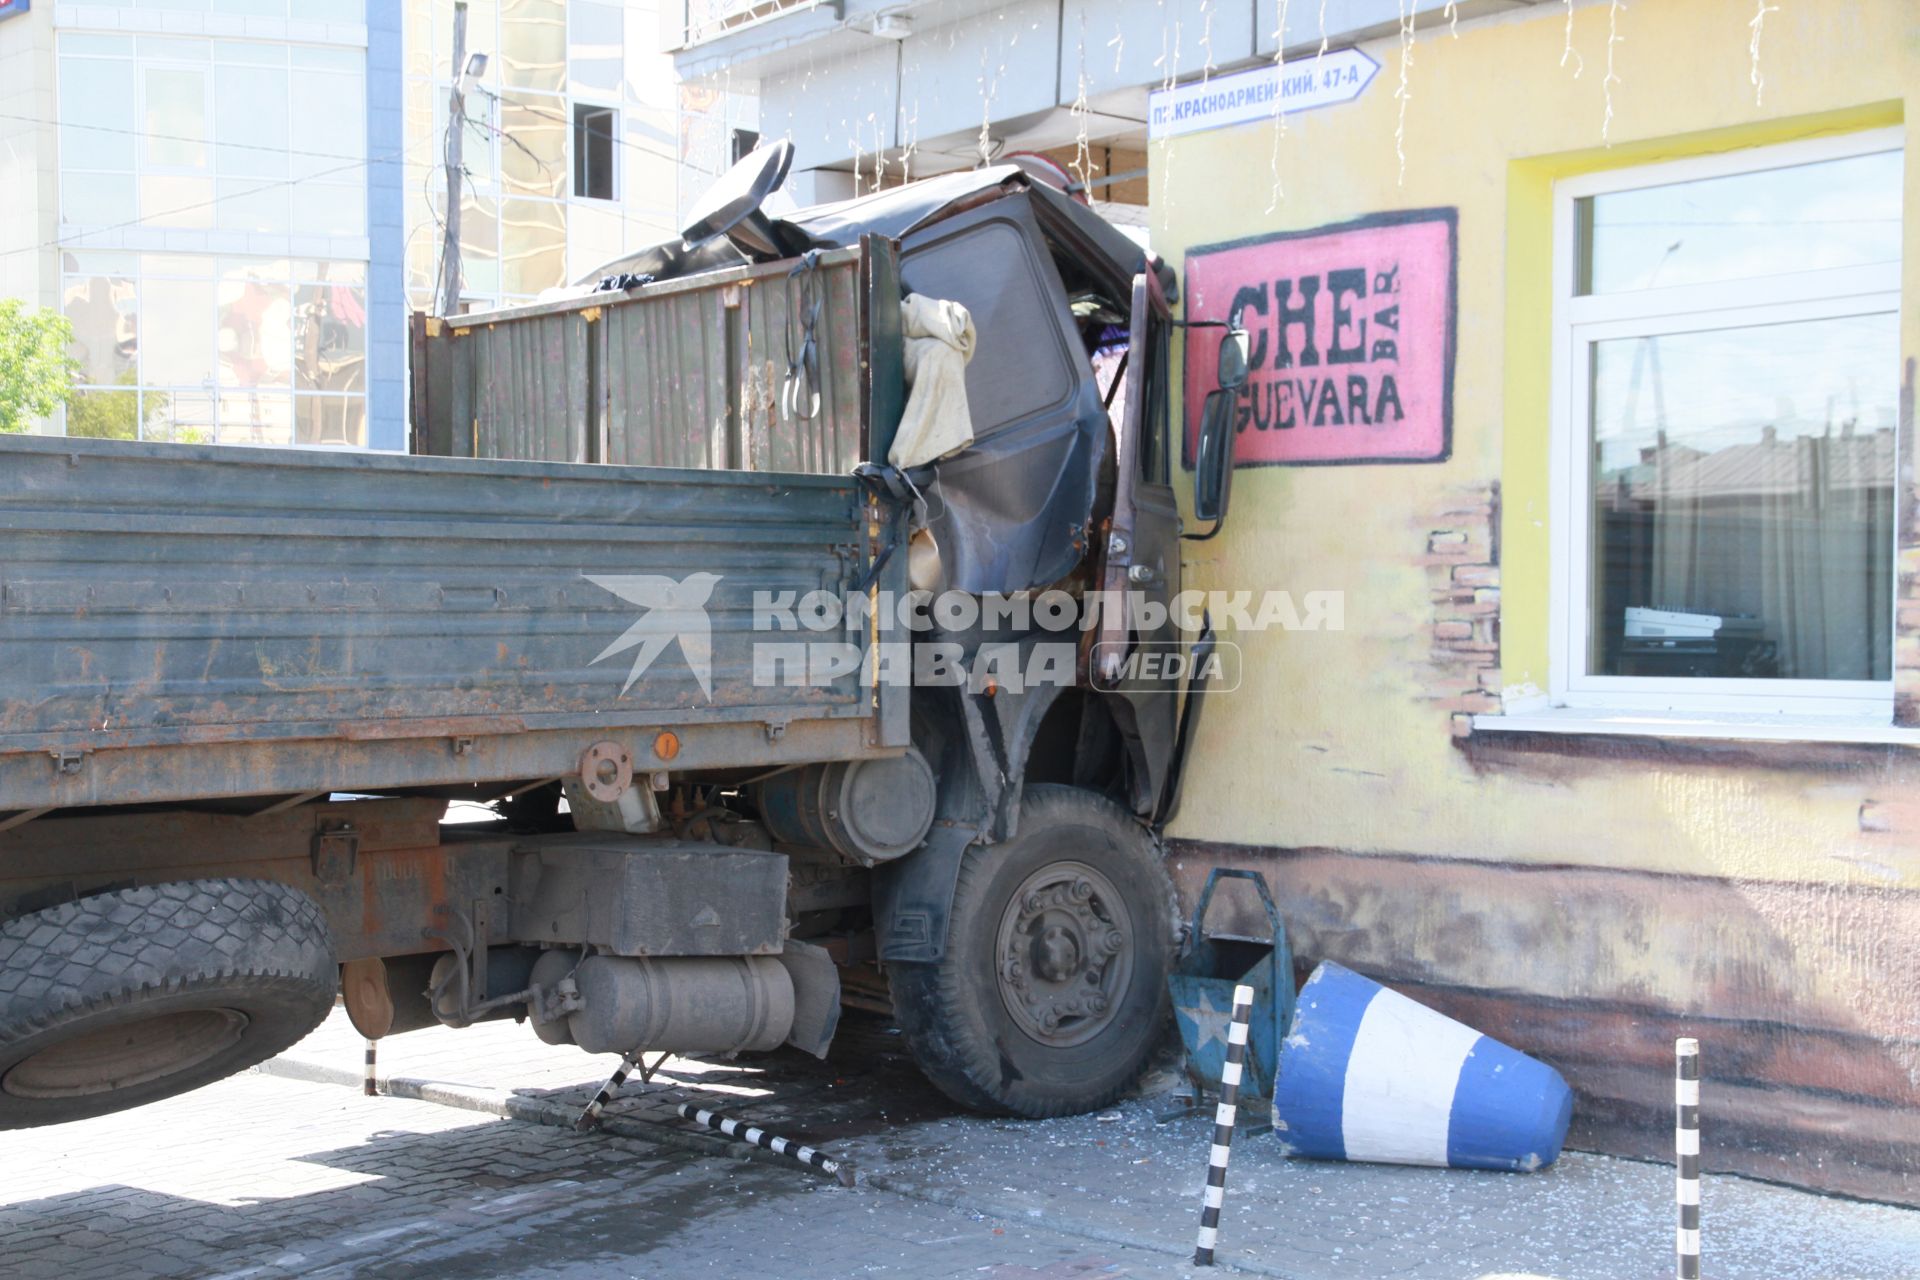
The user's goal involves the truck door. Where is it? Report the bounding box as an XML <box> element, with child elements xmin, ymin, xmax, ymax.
<box><xmin>1092</xmin><ymin>270</ymin><xmax>1184</xmax><ymax>818</ymax></box>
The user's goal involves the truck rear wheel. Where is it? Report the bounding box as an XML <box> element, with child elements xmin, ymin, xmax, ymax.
<box><xmin>891</xmin><ymin>784</ymin><xmax>1175</xmax><ymax>1117</ymax></box>
<box><xmin>0</xmin><ymin>878</ymin><xmax>337</xmax><ymax>1128</ymax></box>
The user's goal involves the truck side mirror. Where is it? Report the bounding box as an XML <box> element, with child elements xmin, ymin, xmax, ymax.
<box><xmin>1218</xmin><ymin>328</ymin><xmax>1251</xmax><ymax>391</ymax></box>
<box><xmin>1186</xmin><ymin>327</ymin><xmax>1246</xmax><ymax>540</ymax></box>
<box><xmin>1188</xmin><ymin>388</ymin><xmax>1237</xmax><ymax>539</ymax></box>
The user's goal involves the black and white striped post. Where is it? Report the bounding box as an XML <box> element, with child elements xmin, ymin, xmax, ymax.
<box><xmin>362</xmin><ymin>1038</ymin><xmax>377</xmax><ymax>1097</ymax></box>
<box><xmin>1676</xmin><ymin>1038</ymin><xmax>1701</xmax><ymax>1279</ymax></box>
<box><xmin>576</xmin><ymin>1052</ymin><xmax>641</xmax><ymax>1132</ymax></box>
<box><xmin>1194</xmin><ymin>981</ymin><xmax>1255</xmax><ymax>1267</ymax></box>
<box><xmin>576</xmin><ymin>1050</ymin><xmax>669</xmax><ymax>1132</ymax></box>
<box><xmin>677</xmin><ymin>1102</ymin><xmax>857</xmax><ymax>1187</ymax></box>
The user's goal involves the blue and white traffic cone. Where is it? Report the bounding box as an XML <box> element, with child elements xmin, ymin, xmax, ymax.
<box><xmin>1272</xmin><ymin>962</ymin><xmax>1573</xmax><ymax>1172</ymax></box>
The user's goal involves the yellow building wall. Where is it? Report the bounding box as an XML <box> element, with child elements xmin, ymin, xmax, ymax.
<box><xmin>1151</xmin><ymin>0</ymin><xmax>1920</xmax><ymax>1202</ymax></box>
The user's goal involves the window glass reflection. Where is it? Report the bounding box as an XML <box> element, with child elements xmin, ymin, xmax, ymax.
<box><xmin>289</xmin><ymin>63</ymin><xmax>364</xmax><ymax>181</ymax></box>
<box><xmin>148</xmin><ymin>390</ymin><xmax>218</xmax><ymax>445</ymax></box>
<box><xmin>293</xmin><ymin>260</ymin><xmax>365</xmax><ymax>286</ymax></box>
<box><xmin>213</xmin><ymin>39</ymin><xmax>284</xmax><ymax>66</ymax></box>
<box><xmin>53</xmin><ymin>202</ymin><xmax>371</xmax><ymax>444</ymax></box>
<box><xmin>218</xmin><ymin>271</ymin><xmax>293</xmax><ymax>387</ymax></box>
<box><xmin>214</xmin><ymin>63</ymin><xmax>290</xmax><ymax>179</ymax></box>
<box><xmin>1589</xmin><ymin>311</ymin><xmax>1898</xmax><ymax>681</ymax></box>
<box><xmin>294</xmin><ymin>282</ymin><xmax>367</xmax><ymax>393</ymax></box>
<box><xmin>569</xmin><ymin>0</ymin><xmax>623</xmax><ymax>95</ymax></box>
<box><xmin>459</xmin><ymin>193</ymin><xmax>502</xmax><ymax>297</ymax></box>
<box><xmin>501</xmin><ymin>197</ymin><xmax>565</xmax><ymax>295</ymax></box>
<box><xmin>140</xmin><ymin>278</ymin><xmax>217</xmax><ymax>385</ymax></box>
<box><xmin>60</xmin><ymin>173</ymin><xmax>137</xmax><ymax>228</ymax></box>
<box><xmin>143</xmin><ymin>67</ymin><xmax>209</xmax><ymax>169</ymax></box>
<box><xmin>215</xmin><ymin>391</ymin><xmax>295</xmax><ymax>445</ymax></box>
<box><xmin>295</xmin><ymin>396</ymin><xmax>367</xmax><ymax>447</ymax></box>
<box><xmin>291</xmin><ymin>183</ymin><xmax>366</xmax><ymax>237</ymax></box>
<box><xmin>59</xmin><ymin>58</ymin><xmax>136</xmax><ymax>171</ymax></box>
<box><xmin>501</xmin><ymin>0</ymin><xmax>565</xmax><ymax>92</ymax></box>
<box><xmin>140</xmin><ymin>174</ymin><xmax>216</xmax><ymax>228</ymax></box>
<box><xmin>1577</xmin><ymin>150</ymin><xmax>1903</xmax><ymax>295</ymax></box>
<box><xmin>66</xmin><ymin>386</ymin><xmax>149</xmax><ymax>440</ymax></box>
<box><xmin>138</xmin><ymin>37</ymin><xmax>211</xmax><ymax>63</ymax></box>
<box><xmin>502</xmin><ymin>93</ymin><xmax>567</xmax><ymax>198</ymax></box>
<box><xmin>216</xmin><ymin>176</ymin><xmax>291</xmax><ymax>234</ymax></box>
<box><xmin>64</xmin><ymin>274</ymin><xmax>138</xmax><ymax>385</ymax></box>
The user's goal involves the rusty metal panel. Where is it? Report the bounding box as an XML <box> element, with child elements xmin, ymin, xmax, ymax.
<box><xmin>0</xmin><ymin>718</ymin><xmax>890</xmax><ymax>814</ymax></box>
<box><xmin>417</xmin><ymin>248</ymin><xmax>866</xmax><ymax>476</ymax></box>
<box><xmin>600</xmin><ymin>282</ymin><xmax>731</xmax><ymax>469</ymax></box>
<box><xmin>0</xmin><ymin>798</ymin><xmax>513</xmax><ymax>961</ymax></box>
<box><xmin>727</xmin><ymin>255</ymin><xmax>864</xmax><ymax>474</ymax></box>
<box><xmin>462</xmin><ymin>308</ymin><xmax>593</xmax><ymax>463</ymax></box>
<box><xmin>0</xmin><ymin>434</ymin><xmax>899</xmax><ymax>809</ymax></box>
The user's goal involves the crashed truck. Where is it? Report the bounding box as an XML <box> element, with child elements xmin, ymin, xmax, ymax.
<box><xmin>0</xmin><ymin>142</ymin><xmax>1250</xmax><ymax>1128</ymax></box>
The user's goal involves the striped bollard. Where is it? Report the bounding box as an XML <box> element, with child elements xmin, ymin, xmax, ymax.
<box><xmin>677</xmin><ymin>1102</ymin><xmax>857</xmax><ymax>1187</ymax></box>
<box><xmin>1677</xmin><ymin>1038</ymin><xmax>1701</xmax><ymax>1279</ymax></box>
<box><xmin>1194</xmin><ymin>981</ymin><xmax>1255</xmax><ymax>1267</ymax></box>
<box><xmin>576</xmin><ymin>1052</ymin><xmax>641</xmax><ymax>1132</ymax></box>
<box><xmin>362</xmin><ymin>1038</ymin><xmax>377</xmax><ymax>1097</ymax></box>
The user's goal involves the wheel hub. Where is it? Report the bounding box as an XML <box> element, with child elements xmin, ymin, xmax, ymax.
<box><xmin>995</xmin><ymin>861</ymin><xmax>1133</xmax><ymax>1047</ymax></box>
<box><xmin>1033</xmin><ymin>925</ymin><xmax>1081</xmax><ymax>982</ymax></box>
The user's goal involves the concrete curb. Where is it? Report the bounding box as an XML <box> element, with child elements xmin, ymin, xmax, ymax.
<box><xmin>257</xmin><ymin>1053</ymin><xmax>1302</xmax><ymax>1278</ymax></box>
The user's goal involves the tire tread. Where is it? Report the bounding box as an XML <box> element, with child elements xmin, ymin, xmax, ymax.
<box><xmin>892</xmin><ymin>785</ymin><xmax>1175</xmax><ymax>1119</ymax></box>
<box><xmin>0</xmin><ymin>878</ymin><xmax>337</xmax><ymax>1126</ymax></box>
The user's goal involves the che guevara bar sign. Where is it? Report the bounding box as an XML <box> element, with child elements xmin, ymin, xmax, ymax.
<box><xmin>1183</xmin><ymin>208</ymin><xmax>1457</xmax><ymax>467</ymax></box>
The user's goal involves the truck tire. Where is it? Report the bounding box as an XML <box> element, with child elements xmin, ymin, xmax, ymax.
<box><xmin>891</xmin><ymin>784</ymin><xmax>1176</xmax><ymax>1117</ymax></box>
<box><xmin>0</xmin><ymin>879</ymin><xmax>337</xmax><ymax>1128</ymax></box>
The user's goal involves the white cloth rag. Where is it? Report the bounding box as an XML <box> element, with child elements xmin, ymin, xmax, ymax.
<box><xmin>890</xmin><ymin>293</ymin><xmax>977</xmax><ymax>469</ymax></box>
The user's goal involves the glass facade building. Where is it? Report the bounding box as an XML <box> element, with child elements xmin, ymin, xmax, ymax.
<box><xmin>401</xmin><ymin>0</ymin><xmax>685</xmax><ymax>311</ymax></box>
<box><xmin>2</xmin><ymin>0</ymin><xmax>703</xmax><ymax>450</ymax></box>
<box><xmin>36</xmin><ymin>3</ymin><xmax>395</xmax><ymax>447</ymax></box>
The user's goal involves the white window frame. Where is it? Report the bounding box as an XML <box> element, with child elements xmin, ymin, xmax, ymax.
<box><xmin>570</xmin><ymin>99</ymin><xmax>622</xmax><ymax>203</ymax></box>
<box><xmin>1547</xmin><ymin>127</ymin><xmax>1904</xmax><ymax>720</ymax></box>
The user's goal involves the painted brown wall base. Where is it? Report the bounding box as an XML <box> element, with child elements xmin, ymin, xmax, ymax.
<box><xmin>1167</xmin><ymin>840</ymin><xmax>1920</xmax><ymax>1207</ymax></box>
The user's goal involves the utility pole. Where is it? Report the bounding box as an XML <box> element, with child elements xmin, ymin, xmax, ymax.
<box><xmin>434</xmin><ymin>0</ymin><xmax>469</xmax><ymax>318</ymax></box>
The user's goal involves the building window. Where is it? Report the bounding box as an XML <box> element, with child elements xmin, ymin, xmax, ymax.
<box><xmin>61</xmin><ymin>252</ymin><xmax>369</xmax><ymax>448</ymax></box>
<box><xmin>731</xmin><ymin>128</ymin><xmax>761</xmax><ymax>164</ymax></box>
<box><xmin>573</xmin><ymin>104</ymin><xmax>618</xmax><ymax>201</ymax></box>
<box><xmin>57</xmin><ymin>35</ymin><xmax>366</xmax><ymax>243</ymax></box>
<box><xmin>1551</xmin><ymin>131</ymin><xmax>1903</xmax><ymax>716</ymax></box>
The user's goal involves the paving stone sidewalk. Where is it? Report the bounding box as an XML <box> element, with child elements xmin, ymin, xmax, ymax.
<box><xmin>2</xmin><ymin>1008</ymin><xmax>1916</xmax><ymax>1279</ymax></box>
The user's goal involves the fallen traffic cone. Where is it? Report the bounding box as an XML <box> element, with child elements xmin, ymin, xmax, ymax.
<box><xmin>1272</xmin><ymin>962</ymin><xmax>1573</xmax><ymax>1172</ymax></box>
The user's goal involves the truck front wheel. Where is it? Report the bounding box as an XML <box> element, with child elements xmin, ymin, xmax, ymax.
<box><xmin>0</xmin><ymin>879</ymin><xmax>337</xmax><ymax>1128</ymax></box>
<box><xmin>891</xmin><ymin>784</ymin><xmax>1175</xmax><ymax>1117</ymax></box>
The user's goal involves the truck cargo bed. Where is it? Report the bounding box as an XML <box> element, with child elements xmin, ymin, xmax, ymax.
<box><xmin>0</xmin><ymin>435</ymin><xmax>902</xmax><ymax>812</ymax></box>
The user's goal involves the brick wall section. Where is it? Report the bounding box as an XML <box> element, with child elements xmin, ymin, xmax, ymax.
<box><xmin>1419</xmin><ymin>483</ymin><xmax>1502</xmax><ymax>736</ymax></box>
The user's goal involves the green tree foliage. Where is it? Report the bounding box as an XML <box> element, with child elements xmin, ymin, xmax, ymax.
<box><xmin>0</xmin><ymin>299</ymin><xmax>80</xmax><ymax>433</ymax></box>
<box><xmin>66</xmin><ymin>372</ymin><xmax>172</xmax><ymax>440</ymax></box>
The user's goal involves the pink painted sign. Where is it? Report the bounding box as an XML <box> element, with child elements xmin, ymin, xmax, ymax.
<box><xmin>1183</xmin><ymin>209</ymin><xmax>1456</xmax><ymax>467</ymax></box>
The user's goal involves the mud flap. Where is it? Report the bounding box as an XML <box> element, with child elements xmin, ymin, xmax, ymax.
<box><xmin>869</xmin><ymin>823</ymin><xmax>981</xmax><ymax>964</ymax></box>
